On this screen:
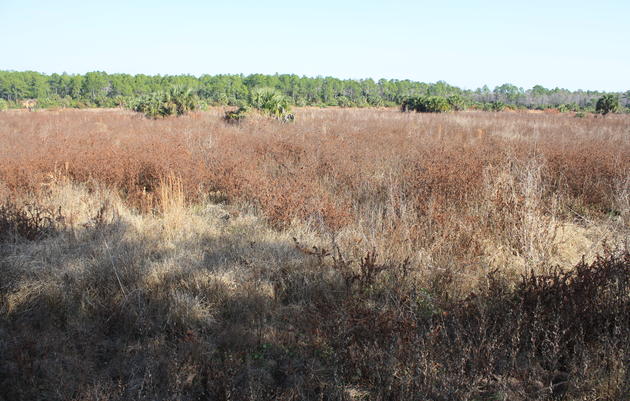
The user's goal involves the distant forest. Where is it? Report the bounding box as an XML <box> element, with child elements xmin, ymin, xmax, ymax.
<box><xmin>1</xmin><ymin>70</ymin><xmax>629</xmax><ymax>112</ymax></box>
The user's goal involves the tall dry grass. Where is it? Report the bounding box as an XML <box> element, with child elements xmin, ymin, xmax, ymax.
<box><xmin>1</xmin><ymin>108</ymin><xmax>627</xmax><ymax>270</ymax></box>
<box><xmin>0</xmin><ymin>108</ymin><xmax>629</xmax><ymax>400</ymax></box>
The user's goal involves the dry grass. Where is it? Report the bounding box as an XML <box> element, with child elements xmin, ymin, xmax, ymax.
<box><xmin>0</xmin><ymin>108</ymin><xmax>629</xmax><ymax>400</ymax></box>
<box><xmin>1</xmin><ymin>109</ymin><xmax>628</xmax><ymax>265</ymax></box>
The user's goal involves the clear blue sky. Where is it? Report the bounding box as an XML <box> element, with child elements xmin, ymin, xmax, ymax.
<box><xmin>1</xmin><ymin>0</ymin><xmax>628</xmax><ymax>91</ymax></box>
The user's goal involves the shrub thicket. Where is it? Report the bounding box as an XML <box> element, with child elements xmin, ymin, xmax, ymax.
<box><xmin>401</xmin><ymin>95</ymin><xmax>452</xmax><ymax>113</ymax></box>
<box><xmin>595</xmin><ymin>94</ymin><xmax>620</xmax><ymax>115</ymax></box>
<box><xmin>131</xmin><ymin>87</ymin><xmax>199</xmax><ymax>118</ymax></box>
<box><xmin>0</xmin><ymin>202</ymin><xmax>62</xmax><ymax>241</ymax></box>
<box><xmin>446</xmin><ymin>94</ymin><xmax>467</xmax><ymax>111</ymax></box>
<box><xmin>223</xmin><ymin>88</ymin><xmax>294</xmax><ymax>123</ymax></box>
<box><xmin>486</xmin><ymin>100</ymin><xmax>506</xmax><ymax>111</ymax></box>
<box><xmin>223</xmin><ymin>105</ymin><xmax>250</xmax><ymax>124</ymax></box>
<box><xmin>249</xmin><ymin>87</ymin><xmax>293</xmax><ymax>119</ymax></box>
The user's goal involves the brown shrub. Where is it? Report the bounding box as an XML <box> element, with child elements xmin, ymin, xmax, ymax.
<box><xmin>0</xmin><ymin>202</ymin><xmax>63</xmax><ymax>241</ymax></box>
<box><xmin>1</xmin><ymin>108</ymin><xmax>628</xmax><ymax>273</ymax></box>
<box><xmin>2</xmin><ymin>110</ymin><xmax>628</xmax><ymax>225</ymax></box>
<box><xmin>0</xmin><ymin>128</ymin><xmax>628</xmax><ymax>401</ymax></box>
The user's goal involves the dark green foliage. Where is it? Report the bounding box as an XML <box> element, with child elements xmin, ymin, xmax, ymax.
<box><xmin>336</xmin><ymin>95</ymin><xmax>353</xmax><ymax>108</ymax></box>
<box><xmin>484</xmin><ymin>100</ymin><xmax>506</xmax><ymax>111</ymax></box>
<box><xmin>446</xmin><ymin>94</ymin><xmax>467</xmax><ymax>111</ymax></box>
<box><xmin>223</xmin><ymin>89</ymin><xmax>295</xmax><ymax>123</ymax></box>
<box><xmin>492</xmin><ymin>101</ymin><xmax>506</xmax><ymax>111</ymax></box>
<box><xmin>595</xmin><ymin>94</ymin><xmax>620</xmax><ymax>115</ymax></box>
<box><xmin>423</xmin><ymin>96</ymin><xmax>452</xmax><ymax>112</ymax></box>
<box><xmin>401</xmin><ymin>97</ymin><xmax>419</xmax><ymax>112</ymax></box>
<box><xmin>402</xmin><ymin>95</ymin><xmax>452</xmax><ymax>113</ymax></box>
<box><xmin>366</xmin><ymin>94</ymin><xmax>385</xmax><ymax>107</ymax></box>
<box><xmin>0</xmin><ymin>70</ymin><xmax>624</xmax><ymax>112</ymax></box>
<box><xmin>224</xmin><ymin>106</ymin><xmax>249</xmax><ymax>124</ymax></box>
<box><xmin>131</xmin><ymin>87</ymin><xmax>199</xmax><ymax>118</ymax></box>
<box><xmin>249</xmin><ymin>87</ymin><xmax>292</xmax><ymax>119</ymax></box>
<box><xmin>558</xmin><ymin>103</ymin><xmax>579</xmax><ymax>112</ymax></box>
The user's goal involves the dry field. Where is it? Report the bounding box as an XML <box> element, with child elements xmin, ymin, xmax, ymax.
<box><xmin>0</xmin><ymin>108</ymin><xmax>629</xmax><ymax>400</ymax></box>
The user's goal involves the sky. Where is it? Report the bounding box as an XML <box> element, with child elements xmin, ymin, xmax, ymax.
<box><xmin>1</xmin><ymin>0</ymin><xmax>628</xmax><ymax>92</ymax></box>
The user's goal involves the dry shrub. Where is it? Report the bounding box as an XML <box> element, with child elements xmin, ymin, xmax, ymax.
<box><xmin>303</xmin><ymin>251</ymin><xmax>630</xmax><ymax>400</ymax></box>
<box><xmin>0</xmin><ymin>108</ymin><xmax>628</xmax><ymax>284</ymax></box>
<box><xmin>0</xmin><ymin>109</ymin><xmax>629</xmax><ymax>400</ymax></box>
<box><xmin>1</xmin><ymin>109</ymin><xmax>628</xmax><ymax>229</ymax></box>
<box><xmin>0</xmin><ymin>202</ymin><xmax>63</xmax><ymax>241</ymax></box>
<box><xmin>0</xmin><ymin>180</ymin><xmax>628</xmax><ymax>401</ymax></box>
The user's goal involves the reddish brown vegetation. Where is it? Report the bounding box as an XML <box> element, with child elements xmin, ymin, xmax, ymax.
<box><xmin>0</xmin><ymin>109</ymin><xmax>629</xmax><ymax>400</ymax></box>
<box><xmin>1</xmin><ymin>109</ymin><xmax>628</xmax><ymax>223</ymax></box>
<box><xmin>1</xmin><ymin>108</ymin><xmax>628</xmax><ymax>271</ymax></box>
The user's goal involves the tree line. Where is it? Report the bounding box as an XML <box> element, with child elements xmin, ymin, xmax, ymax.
<box><xmin>0</xmin><ymin>70</ymin><xmax>628</xmax><ymax>112</ymax></box>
